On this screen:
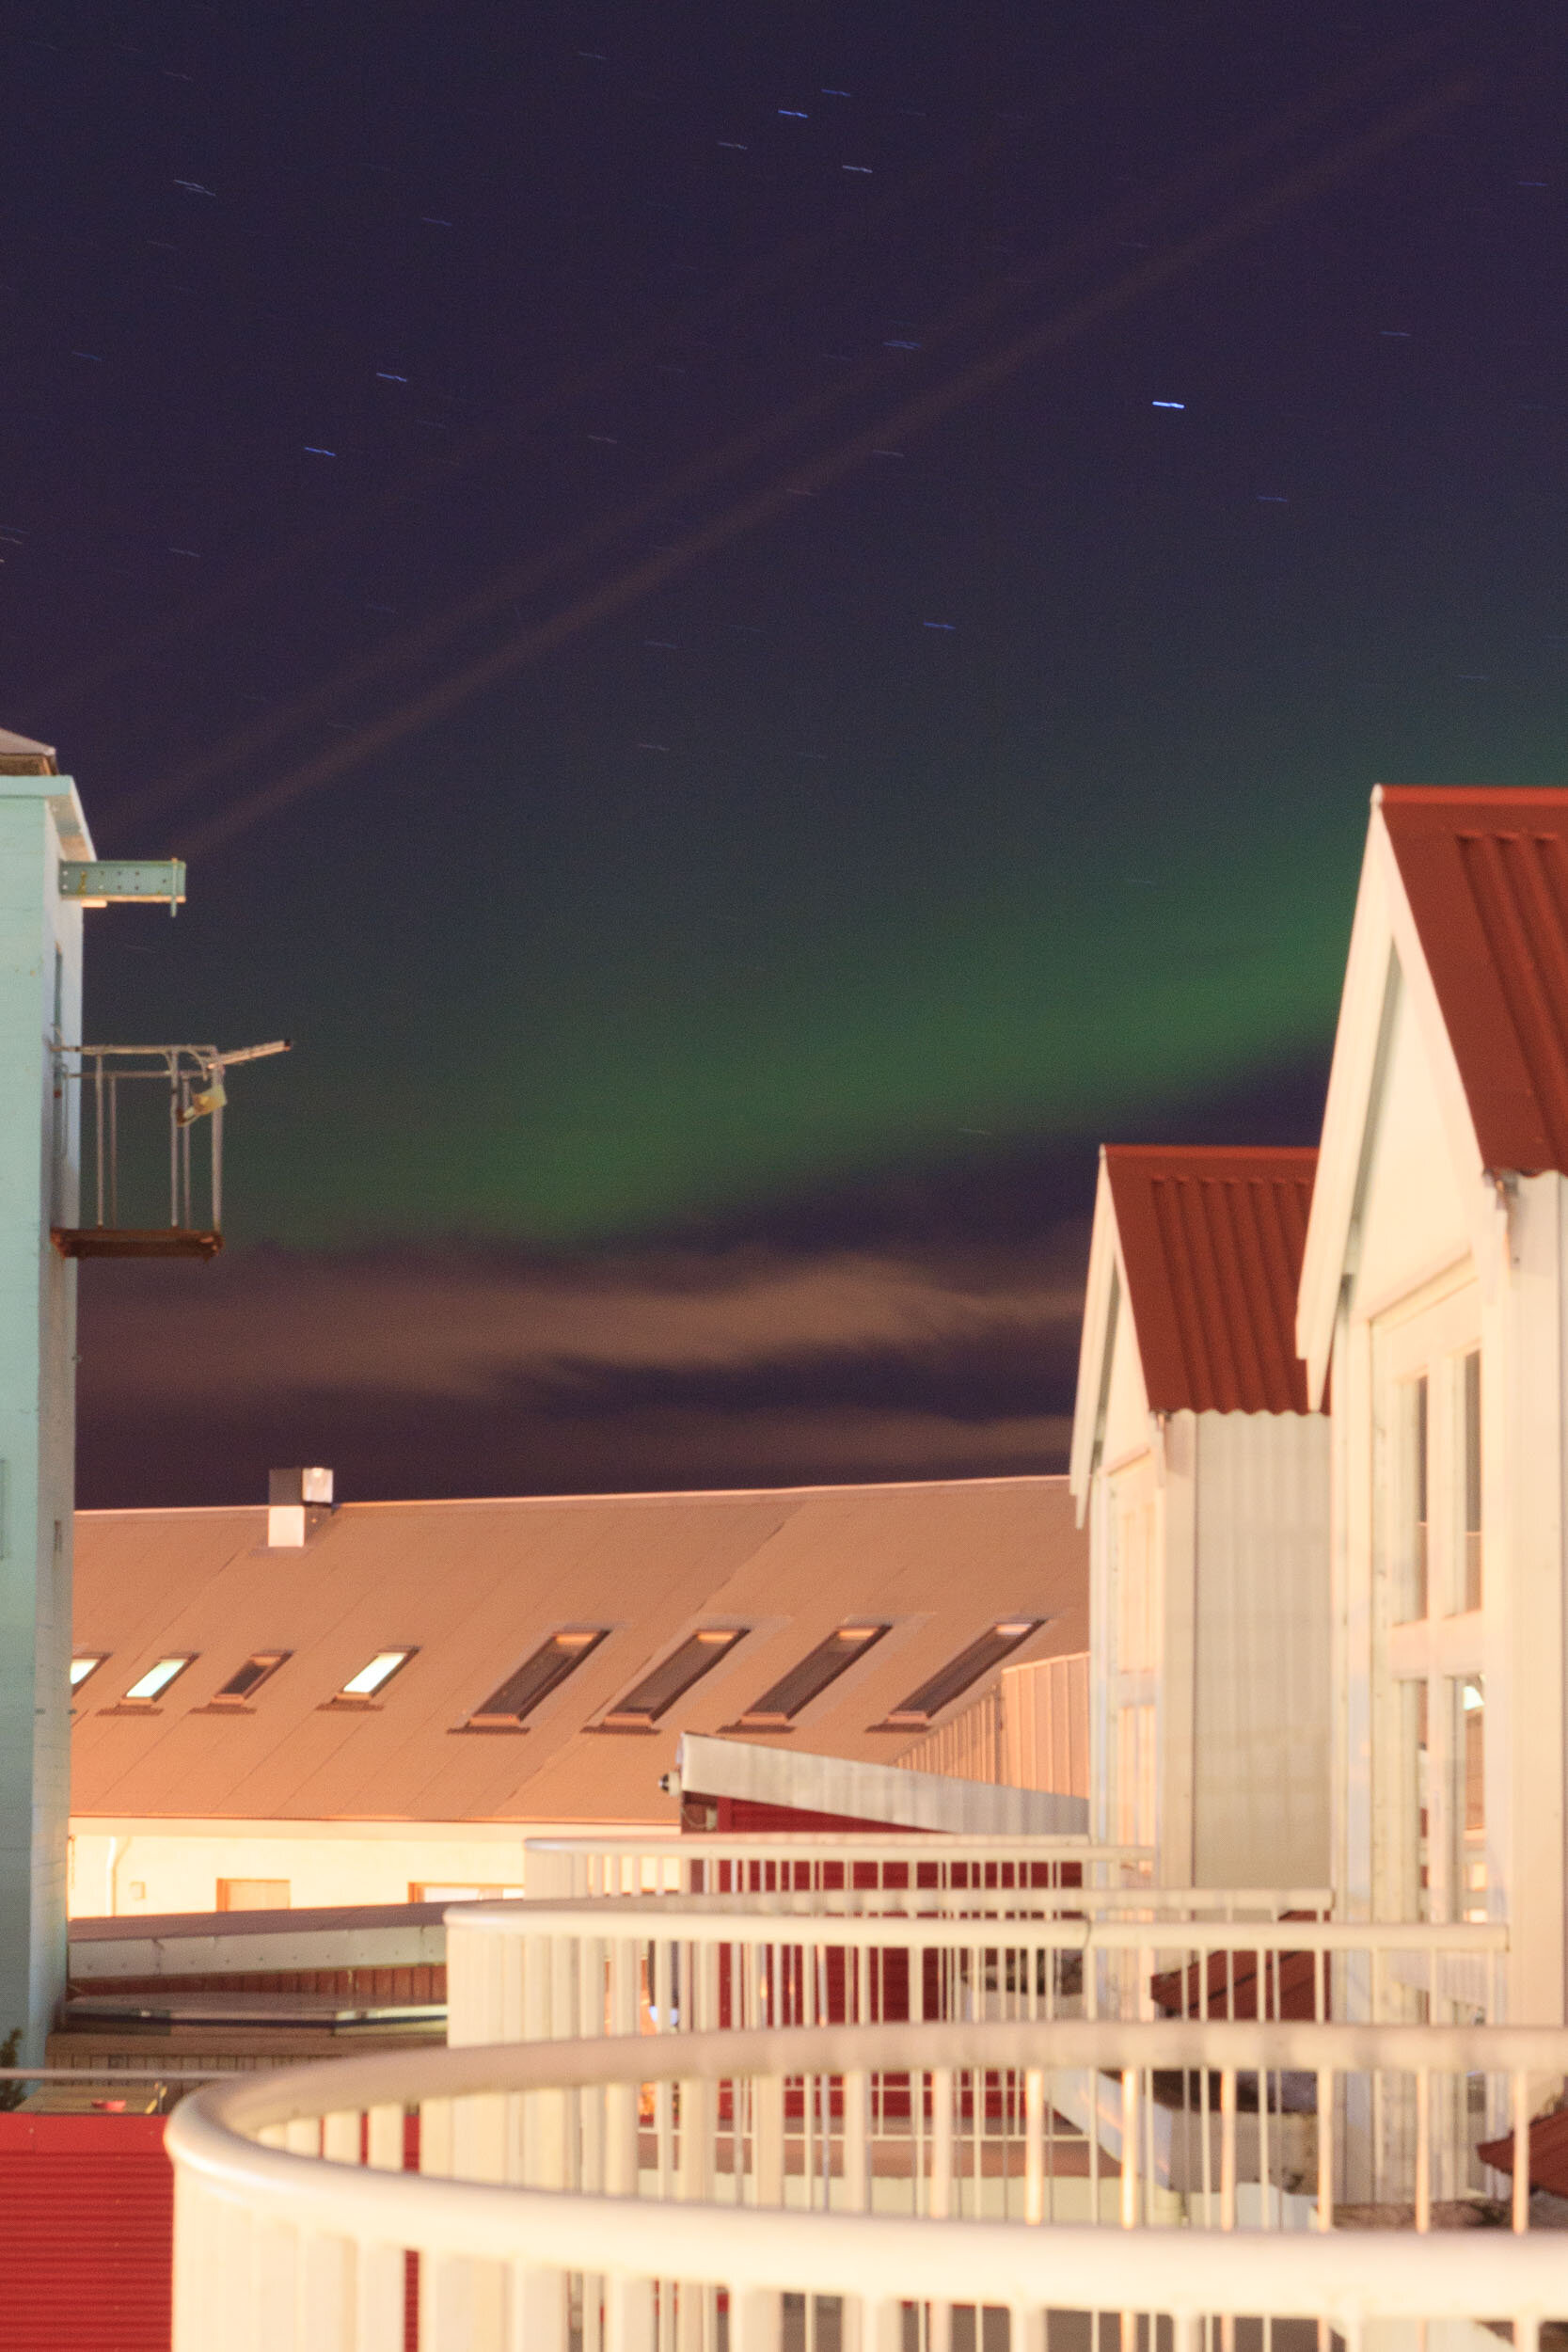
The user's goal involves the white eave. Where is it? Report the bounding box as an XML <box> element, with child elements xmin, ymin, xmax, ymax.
<box><xmin>1295</xmin><ymin>789</ymin><xmax>1496</xmax><ymax>1405</ymax></box>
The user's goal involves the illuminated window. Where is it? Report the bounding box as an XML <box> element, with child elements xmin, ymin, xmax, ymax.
<box><xmin>212</xmin><ymin>1650</ymin><xmax>291</xmax><ymax>1705</ymax></box>
<box><xmin>875</xmin><ymin>1619</ymin><xmax>1044</xmax><ymax>1729</ymax></box>
<box><xmin>1451</xmin><ymin>1674</ymin><xmax>1486</xmax><ymax>1922</ymax></box>
<box><xmin>331</xmin><ymin>1647</ymin><xmax>416</xmax><ymax>1703</ymax></box>
<box><xmin>599</xmin><ymin>1628</ymin><xmax>747</xmax><ymax>1729</ymax></box>
<box><xmin>70</xmin><ymin>1654</ymin><xmax>107</xmax><ymax>1692</ymax></box>
<box><xmin>122</xmin><ymin>1655</ymin><xmax>196</xmax><ymax>1705</ymax></box>
<box><xmin>470</xmin><ymin>1629</ymin><xmax>608</xmax><ymax>1726</ymax></box>
<box><xmin>736</xmin><ymin>1624</ymin><xmax>889</xmax><ymax>1727</ymax></box>
<box><xmin>410</xmin><ymin>1883</ymin><xmax>526</xmax><ymax>1903</ymax></box>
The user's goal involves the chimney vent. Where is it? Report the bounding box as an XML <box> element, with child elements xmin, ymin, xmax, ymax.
<box><xmin>267</xmin><ymin>1467</ymin><xmax>334</xmax><ymax>1548</ymax></box>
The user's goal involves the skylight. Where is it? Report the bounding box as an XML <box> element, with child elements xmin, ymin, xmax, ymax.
<box><xmin>875</xmin><ymin>1619</ymin><xmax>1044</xmax><ymax>1729</ymax></box>
<box><xmin>600</xmin><ymin>1628</ymin><xmax>746</xmax><ymax>1730</ymax></box>
<box><xmin>737</xmin><ymin>1624</ymin><xmax>889</xmax><ymax>1727</ymax></box>
<box><xmin>123</xmin><ymin>1655</ymin><xmax>196</xmax><ymax>1705</ymax></box>
<box><xmin>70</xmin><ymin>1654</ymin><xmax>107</xmax><ymax>1692</ymax></box>
<box><xmin>335</xmin><ymin>1648</ymin><xmax>416</xmax><ymax>1701</ymax></box>
<box><xmin>212</xmin><ymin>1650</ymin><xmax>291</xmax><ymax>1704</ymax></box>
<box><xmin>470</xmin><ymin>1629</ymin><xmax>609</xmax><ymax>1726</ymax></box>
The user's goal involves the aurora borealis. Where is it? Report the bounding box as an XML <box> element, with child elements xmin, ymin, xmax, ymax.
<box><xmin>5</xmin><ymin>5</ymin><xmax>1564</xmax><ymax>1501</ymax></box>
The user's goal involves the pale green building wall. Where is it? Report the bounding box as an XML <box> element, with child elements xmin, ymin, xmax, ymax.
<box><xmin>0</xmin><ymin>774</ymin><xmax>87</xmax><ymax>2058</ymax></box>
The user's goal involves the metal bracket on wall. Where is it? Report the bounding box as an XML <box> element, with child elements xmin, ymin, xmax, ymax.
<box><xmin>58</xmin><ymin>860</ymin><xmax>186</xmax><ymax>914</ymax></box>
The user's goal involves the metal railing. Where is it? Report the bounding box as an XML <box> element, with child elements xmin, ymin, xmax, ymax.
<box><xmin>50</xmin><ymin>1037</ymin><xmax>289</xmax><ymax>1248</ymax></box>
<box><xmin>166</xmin><ymin>2017</ymin><xmax>1568</xmax><ymax>2352</ymax></box>
<box><xmin>446</xmin><ymin>1895</ymin><xmax>1508</xmax><ymax>2050</ymax></box>
<box><xmin>523</xmin><ymin>1836</ymin><xmax>1160</xmax><ymax>1902</ymax></box>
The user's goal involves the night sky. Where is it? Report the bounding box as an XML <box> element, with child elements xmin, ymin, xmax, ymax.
<box><xmin>5</xmin><ymin>5</ymin><xmax>1564</xmax><ymax>1504</ymax></box>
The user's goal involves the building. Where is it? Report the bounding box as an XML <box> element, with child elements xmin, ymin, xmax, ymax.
<box><xmin>69</xmin><ymin>1471</ymin><xmax>1088</xmax><ymax>1916</ymax></box>
<box><xmin>1298</xmin><ymin>783</ymin><xmax>1568</xmax><ymax>2024</ymax></box>
<box><xmin>1070</xmin><ymin>1144</ymin><xmax>1331</xmax><ymax>1888</ymax></box>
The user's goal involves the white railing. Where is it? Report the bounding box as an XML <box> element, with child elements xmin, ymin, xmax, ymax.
<box><xmin>167</xmin><ymin>2017</ymin><xmax>1568</xmax><ymax>2352</ymax></box>
<box><xmin>447</xmin><ymin>1894</ymin><xmax>1508</xmax><ymax>2048</ymax></box>
<box><xmin>523</xmin><ymin>1835</ymin><xmax>1160</xmax><ymax>1901</ymax></box>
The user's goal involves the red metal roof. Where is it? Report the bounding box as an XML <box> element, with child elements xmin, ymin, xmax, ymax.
<box><xmin>1103</xmin><ymin>1145</ymin><xmax>1318</xmax><ymax>1415</ymax></box>
<box><xmin>1379</xmin><ymin>785</ymin><xmax>1568</xmax><ymax>1175</ymax></box>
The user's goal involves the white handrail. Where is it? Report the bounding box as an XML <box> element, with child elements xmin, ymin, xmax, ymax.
<box><xmin>167</xmin><ymin>2019</ymin><xmax>1568</xmax><ymax>2352</ymax></box>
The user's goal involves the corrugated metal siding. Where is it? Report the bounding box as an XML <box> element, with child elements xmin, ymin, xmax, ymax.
<box><xmin>0</xmin><ymin>2113</ymin><xmax>172</xmax><ymax>2351</ymax></box>
<box><xmin>1192</xmin><ymin>1412</ymin><xmax>1331</xmax><ymax>1888</ymax></box>
<box><xmin>894</xmin><ymin>1655</ymin><xmax>1089</xmax><ymax>1799</ymax></box>
<box><xmin>895</xmin><ymin>1691</ymin><xmax>1004</xmax><ymax>1784</ymax></box>
<box><xmin>1002</xmin><ymin>1654</ymin><xmax>1090</xmax><ymax>1799</ymax></box>
<box><xmin>1104</xmin><ymin>1147</ymin><xmax>1317</xmax><ymax>1414</ymax></box>
<box><xmin>1380</xmin><ymin>786</ymin><xmax>1568</xmax><ymax>1174</ymax></box>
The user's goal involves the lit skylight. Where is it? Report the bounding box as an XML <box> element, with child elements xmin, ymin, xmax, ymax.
<box><xmin>70</xmin><ymin>1654</ymin><xmax>107</xmax><ymax>1692</ymax></box>
<box><xmin>123</xmin><ymin>1655</ymin><xmax>196</xmax><ymax>1704</ymax></box>
<box><xmin>337</xmin><ymin>1648</ymin><xmax>416</xmax><ymax>1700</ymax></box>
<box><xmin>471</xmin><ymin>1629</ymin><xmax>608</xmax><ymax>1726</ymax></box>
<box><xmin>737</xmin><ymin>1623</ymin><xmax>889</xmax><ymax>1727</ymax></box>
<box><xmin>600</xmin><ymin>1628</ymin><xmax>746</xmax><ymax>1729</ymax></box>
<box><xmin>875</xmin><ymin>1619</ymin><xmax>1044</xmax><ymax>1729</ymax></box>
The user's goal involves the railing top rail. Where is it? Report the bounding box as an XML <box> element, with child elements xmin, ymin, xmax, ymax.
<box><xmin>182</xmin><ymin>2014</ymin><xmax>1568</xmax><ymax>2132</ymax></box>
<box><xmin>525</xmin><ymin>1835</ymin><xmax>1145</xmax><ymax>1854</ymax></box>
<box><xmin>167</xmin><ymin>2017</ymin><xmax>1568</xmax><ymax>2320</ymax></box>
<box><xmin>446</xmin><ymin>1894</ymin><xmax>1507</xmax><ymax>1952</ymax></box>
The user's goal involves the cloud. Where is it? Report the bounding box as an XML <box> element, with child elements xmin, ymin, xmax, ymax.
<box><xmin>75</xmin><ymin>1232</ymin><xmax>1086</xmax><ymax>1506</ymax></box>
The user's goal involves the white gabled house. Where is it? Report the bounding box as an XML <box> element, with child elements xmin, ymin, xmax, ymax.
<box><xmin>1071</xmin><ymin>1144</ymin><xmax>1331</xmax><ymax>1891</ymax></box>
<box><xmin>1298</xmin><ymin>784</ymin><xmax>1568</xmax><ymax>2023</ymax></box>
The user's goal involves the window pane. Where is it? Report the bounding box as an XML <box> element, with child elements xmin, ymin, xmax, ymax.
<box><xmin>339</xmin><ymin>1648</ymin><xmax>415</xmax><ymax>1698</ymax></box>
<box><xmin>124</xmin><ymin>1655</ymin><xmax>194</xmax><ymax>1703</ymax></box>
<box><xmin>216</xmin><ymin>1879</ymin><xmax>290</xmax><ymax>1913</ymax></box>
<box><xmin>601</xmin><ymin>1628</ymin><xmax>746</xmax><ymax>1727</ymax></box>
<box><xmin>1398</xmin><ymin>1678</ymin><xmax>1431</xmax><ymax>1922</ymax></box>
<box><xmin>472</xmin><ymin>1629</ymin><xmax>608</xmax><ymax>1724</ymax></box>
<box><xmin>1396</xmin><ymin>1376</ymin><xmax>1429</xmax><ymax>1623</ymax></box>
<box><xmin>737</xmin><ymin>1624</ymin><xmax>889</xmax><ymax>1727</ymax></box>
<box><xmin>1451</xmin><ymin>1674</ymin><xmax>1485</xmax><ymax>1922</ymax></box>
<box><xmin>214</xmin><ymin>1650</ymin><xmax>290</xmax><ymax>1702</ymax></box>
<box><xmin>1463</xmin><ymin>1350</ymin><xmax>1482</xmax><ymax>1613</ymax></box>
<box><xmin>878</xmin><ymin>1619</ymin><xmax>1043</xmax><ymax>1728</ymax></box>
<box><xmin>70</xmin><ymin>1654</ymin><xmax>106</xmax><ymax>1692</ymax></box>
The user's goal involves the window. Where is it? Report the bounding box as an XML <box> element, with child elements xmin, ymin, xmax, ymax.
<box><xmin>874</xmin><ymin>1619</ymin><xmax>1044</xmax><ymax>1729</ymax></box>
<box><xmin>1461</xmin><ymin>1350</ymin><xmax>1482</xmax><ymax>1613</ymax></box>
<box><xmin>329</xmin><ymin>1647</ymin><xmax>417</xmax><ymax>1704</ymax></box>
<box><xmin>1396</xmin><ymin>1375</ymin><xmax>1429</xmax><ymax>1622</ymax></box>
<box><xmin>599</xmin><ymin>1628</ymin><xmax>747</xmax><ymax>1729</ymax></box>
<box><xmin>211</xmin><ymin>1650</ymin><xmax>291</xmax><ymax>1705</ymax></box>
<box><xmin>1397</xmin><ymin>1679</ymin><xmax>1432</xmax><ymax>1921</ymax></box>
<box><xmin>469</xmin><ymin>1629</ymin><xmax>609</xmax><ymax>1727</ymax></box>
<box><xmin>216</xmin><ymin>1879</ymin><xmax>290</xmax><ymax>1913</ymax></box>
<box><xmin>410</xmin><ymin>1883</ymin><xmax>526</xmax><ymax>1903</ymax></box>
<box><xmin>735</xmin><ymin>1625</ymin><xmax>889</xmax><ymax>1727</ymax></box>
<box><xmin>70</xmin><ymin>1654</ymin><xmax>107</xmax><ymax>1692</ymax></box>
<box><xmin>1451</xmin><ymin>1674</ymin><xmax>1486</xmax><ymax>1922</ymax></box>
<box><xmin>121</xmin><ymin>1655</ymin><xmax>196</xmax><ymax>1705</ymax></box>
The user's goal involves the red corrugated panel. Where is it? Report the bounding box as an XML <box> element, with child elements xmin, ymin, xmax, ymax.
<box><xmin>1104</xmin><ymin>1145</ymin><xmax>1318</xmax><ymax>1414</ymax></box>
<box><xmin>0</xmin><ymin>2113</ymin><xmax>172</xmax><ymax>2350</ymax></box>
<box><xmin>1380</xmin><ymin>786</ymin><xmax>1568</xmax><ymax>1174</ymax></box>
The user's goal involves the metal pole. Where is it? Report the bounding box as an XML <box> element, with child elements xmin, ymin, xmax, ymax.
<box><xmin>93</xmin><ymin>1053</ymin><xmax>104</xmax><ymax>1228</ymax></box>
<box><xmin>168</xmin><ymin>1059</ymin><xmax>180</xmax><ymax>1228</ymax></box>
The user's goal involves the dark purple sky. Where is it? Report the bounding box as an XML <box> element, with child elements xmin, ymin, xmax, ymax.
<box><xmin>5</xmin><ymin>6</ymin><xmax>1561</xmax><ymax>1503</ymax></box>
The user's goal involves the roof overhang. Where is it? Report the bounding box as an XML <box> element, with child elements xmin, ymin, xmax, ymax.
<box><xmin>676</xmin><ymin>1732</ymin><xmax>1089</xmax><ymax>1836</ymax></box>
<box><xmin>1296</xmin><ymin>789</ymin><xmax>1497</xmax><ymax>1404</ymax></box>
<box><xmin>1068</xmin><ymin>1151</ymin><xmax>1127</xmax><ymax>1519</ymax></box>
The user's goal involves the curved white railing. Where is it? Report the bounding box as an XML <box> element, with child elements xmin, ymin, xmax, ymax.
<box><xmin>447</xmin><ymin>1892</ymin><xmax>1509</xmax><ymax>2046</ymax></box>
<box><xmin>168</xmin><ymin>2017</ymin><xmax>1568</xmax><ymax>2352</ymax></box>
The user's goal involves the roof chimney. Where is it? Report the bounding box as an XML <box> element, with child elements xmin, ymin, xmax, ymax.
<box><xmin>267</xmin><ymin>1466</ymin><xmax>333</xmax><ymax>1549</ymax></box>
